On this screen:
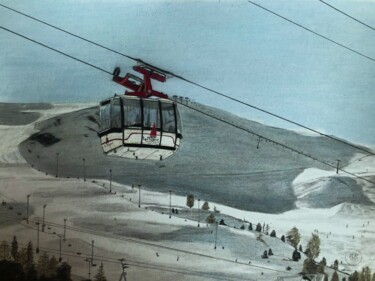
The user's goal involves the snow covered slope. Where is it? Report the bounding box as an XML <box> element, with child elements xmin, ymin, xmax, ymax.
<box><xmin>17</xmin><ymin>102</ymin><xmax>373</xmax><ymax>213</ymax></box>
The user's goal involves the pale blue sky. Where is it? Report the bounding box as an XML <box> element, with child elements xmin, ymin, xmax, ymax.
<box><xmin>0</xmin><ymin>0</ymin><xmax>374</xmax><ymax>146</ymax></box>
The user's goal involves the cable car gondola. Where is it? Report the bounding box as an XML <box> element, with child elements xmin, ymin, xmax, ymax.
<box><xmin>98</xmin><ymin>65</ymin><xmax>182</xmax><ymax>160</ymax></box>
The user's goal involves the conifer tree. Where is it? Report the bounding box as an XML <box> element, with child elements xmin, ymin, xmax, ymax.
<box><xmin>287</xmin><ymin>227</ymin><xmax>301</xmax><ymax>248</ymax></box>
<box><xmin>331</xmin><ymin>271</ymin><xmax>339</xmax><ymax>281</ymax></box>
<box><xmin>270</xmin><ymin>230</ymin><xmax>276</xmax><ymax>237</ymax></box>
<box><xmin>372</xmin><ymin>272</ymin><xmax>375</xmax><ymax>281</ymax></box>
<box><xmin>202</xmin><ymin>201</ymin><xmax>210</xmax><ymax>210</ymax></box>
<box><xmin>333</xmin><ymin>259</ymin><xmax>339</xmax><ymax>270</ymax></box>
<box><xmin>350</xmin><ymin>271</ymin><xmax>359</xmax><ymax>281</ymax></box>
<box><xmin>281</xmin><ymin>235</ymin><xmax>285</xmax><ymax>242</ymax></box>
<box><xmin>206</xmin><ymin>214</ymin><xmax>216</xmax><ymax>224</ymax></box>
<box><xmin>256</xmin><ymin>223</ymin><xmax>262</xmax><ymax>232</ymax></box>
<box><xmin>94</xmin><ymin>262</ymin><xmax>107</xmax><ymax>281</ymax></box>
<box><xmin>361</xmin><ymin>267</ymin><xmax>372</xmax><ymax>281</ymax></box>
<box><xmin>303</xmin><ymin>258</ymin><xmax>317</xmax><ymax>274</ymax></box>
<box><xmin>0</xmin><ymin>240</ymin><xmax>11</xmax><ymax>260</ymax></box>
<box><xmin>18</xmin><ymin>248</ymin><xmax>28</xmax><ymax>266</ymax></box>
<box><xmin>248</xmin><ymin>223</ymin><xmax>253</xmax><ymax>231</ymax></box>
<box><xmin>11</xmin><ymin>236</ymin><xmax>18</xmax><ymax>262</ymax></box>
<box><xmin>37</xmin><ymin>252</ymin><xmax>50</xmax><ymax>277</ymax></box>
<box><xmin>317</xmin><ymin>257</ymin><xmax>327</xmax><ymax>274</ymax></box>
<box><xmin>26</xmin><ymin>241</ymin><xmax>34</xmax><ymax>267</ymax></box>
<box><xmin>47</xmin><ymin>255</ymin><xmax>58</xmax><ymax>278</ymax></box>
<box><xmin>186</xmin><ymin>194</ymin><xmax>194</xmax><ymax>209</ymax></box>
<box><xmin>56</xmin><ymin>262</ymin><xmax>72</xmax><ymax>281</ymax></box>
<box><xmin>305</xmin><ymin>234</ymin><xmax>320</xmax><ymax>260</ymax></box>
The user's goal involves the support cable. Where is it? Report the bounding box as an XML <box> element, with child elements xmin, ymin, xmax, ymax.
<box><xmin>318</xmin><ymin>0</ymin><xmax>375</xmax><ymax>32</ymax></box>
<box><xmin>0</xmin><ymin>24</ymin><xmax>373</xmax><ymax>185</ymax></box>
<box><xmin>247</xmin><ymin>0</ymin><xmax>375</xmax><ymax>63</ymax></box>
<box><xmin>0</xmin><ymin>26</ymin><xmax>112</xmax><ymax>75</ymax></box>
<box><xmin>0</xmin><ymin>4</ymin><xmax>374</xmax><ymax>156</ymax></box>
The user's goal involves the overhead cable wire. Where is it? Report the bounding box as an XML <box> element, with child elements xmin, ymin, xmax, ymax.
<box><xmin>318</xmin><ymin>0</ymin><xmax>375</xmax><ymax>32</ymax></box>
<box><xmin>177</xmin><ymin>101</ymin><xmax>375</xmax><ymax>186</ymax></box>
<box><xmin>0</xmin><ymin>211</ymin><xmax>285</xmax><ymax>274</ymax></box>
<box><xmin>247</xmin><ymin>1</ymin><xmax>375</xmax><ymax>63</ymax></box>
<box><xmin>0</xmin><ymin>4</ymin><xmax>374</xmax><ymax>157</ymax></box>
<box><xmin>12</xmin><ymin>242</ymin><xmax>251</xmax><ymax>281</ymax></box>
<box><xmin>0</xmin><ymin>25</ymin><xmax>373</xmax><ymax>185</ymax></box>
<box><xmin>0</xmin><ymin>26</ymin><xmax>112</xmax><ymax>75</ymax></box>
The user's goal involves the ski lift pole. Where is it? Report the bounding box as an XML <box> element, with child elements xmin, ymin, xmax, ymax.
<box><xmin>138</xmin><ymin>185</ymin><xmax>141</xmax><ymax>208</ymax></box>
<box><xmin>36</xmin><ymin>220</ymin><xmax>40</xmax><ymax>253</ymax></box>
<box><xmin>214</xmin><ymin>221</ymin><xmax>218</xmax><ymax>249</ymax></box>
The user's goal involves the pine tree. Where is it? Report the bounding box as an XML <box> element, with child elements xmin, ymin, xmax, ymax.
<box><xmin>11</xmin><ymin>236</ymin><xmax>18</xmax><ymax>262</ymax></box>
<box><xmin>202</xmin><ymin>201</ymin><xmax>209</xmax><ymax>210</ymax></box>
<box><xmin>350</xmin><ymin>271</ymin><xmax>359</xmax><ymax>281</ymax></box>
<box><xmin>248</xmin><ymin>223</ymin><xmax>253</xmax><ymax>231</ymax></box>
<box><xmin>333</xmin><ymin>259</ymin><xmax>338</xmax><ymax>270</ymax></box>
<box><xmin>37</xmin><ymin>252</ymin><xmax>50</xmax><ymax>277</ymax></box>
<box><xmin>287</xmin><ymin>227</ymin><xmax>301</xmax><ymax>248</ymax></box>
<box><xmin>256</xmin><ymin>223</ymin><xmax>262</xmax><ymax>232</ymax></box>
<box><xmin>18</xmin><ymin>248</ymin><xmax>28</xmax><ymax>267</ymax></box>
<box><xmin>26</xmin><ymin>241</ymin><xmax>34</xmax><ymax>267</ymax></box>
<box><xmin>94</xmin><ymin>262</ymin><xmax>107</xmax><ymax>281</ymax></box>
<box><xmin>303</xmin><ymin>258</ymin><xmax>317</xmax><ymax>274</ymax></box>
<box><xmin>305</xmin><ymin>234</ymin><xmax>320</xmax><ymax>260</ymax></box>
<box><xmin>47</xmin><ymin>255</ymin><xmax>58</xmax><ymax>278</ymax></box>
<box><xmin>372</xmin><ymin>272</ymin><xmax>375</xmax><ymax>281</ymax></box>
<box><xmin>317</xmin><ymin>257</ymin><xmax>327</xmax><ymax>274</ymax></box>
<box><xmin>186</xmin><ymin>194</ymin><xmax>194</xmax><ymax>209</ymax></box>
<box><xmin>56</xmin><ymin>262</ymin><xmax>72</xmax><ymax>281</ymax></box>
<box><xmin>361</xmin><ymin>267</ymin><xmax>372</xmax><ymax>281</ymax></box>
<box><xmin>206</xmin><ymin>214</ymin><xmax>216</xmax><ymax>224</ymax></box>
<box><xmin>0</xmin><ymin>241</ymin><xmax>11</xmax><ymax>260</ymax></box>
<box><xmin>299</xmin><ymin>244</ymin><xmax>303</xmax><ymax>252</ymax></box>
<box><xmin>331</xmin><ymin>271</ymin><xmax>339</xmax><ymax>281</ymax></box>
<box><xmin>270</xmin><ymin>230</ymin><xmax>276</xmax><ymax>237</ymax></box>
<box><xmin>281</xmin><ymin>235</ymin><xmax>285</xmax><ymax>242</ymax></box>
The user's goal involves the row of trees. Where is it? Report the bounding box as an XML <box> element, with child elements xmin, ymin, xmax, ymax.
<box><xmin>185</xmin><ymin>196</ymin><xmax>373</xmax><ymax>281</ymax></box>
<box><xmin>0</xmin><ymin>236</ymin><xmax>107</xmax><ymax>281</ymax></box>
<box><xmin>283</xmin><ymin>227</ymin><xmax>375</xmax><ymax>281</ymax></box>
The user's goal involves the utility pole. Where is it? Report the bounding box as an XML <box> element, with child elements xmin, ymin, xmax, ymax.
<box><xmin>36</xmin><ymin>221</ymin><xmax>40</xmax><ymax>253</ymax></box>
<box><xmin>257</xmin><ymin>136</ymin><xmax>261</xmax><ymax>149</ymax></box>
<box><xmin>26</xmin><ymin>194</ymin><xmax>30</xmax><ymax>224</ymax></box>
<box><xmin>63</xmin><ymin>218</ymin><xmax>67</xmax><ymax>241</ymax></box>
<box><xmin>42</xmin><ymin>204</ymin><xmax>47</xmax><ymax>232</ymax></box>
<box><xmin>91</xmin><ymin>240</ymin><xmax>94</xmax><ymax>265</ymax></box>
<box><xmin>197</xmin><ymin>198</ymin><xmax>200</xmax><ymax>227</ymax></box>
<box><xmin>109</xmin><ymin>169</ymin><xmax>112</xmax><ymax>193</ymax></box>
<box><xmin>138</xmin><ymin>185</ymin><xmax>141</xmax><ymax>208</ymax></box>
<box><xmin>58</xmin><ymin>234</ymin><xmax>63</xmax><ymax>262</ymax></box>
<box><xmin>214</xmin><ymin>222</ymin><xmax>218</xmax><ymax>250</ymax></box>
<box><xmin>169</xmin><ymin>190</ymin><xmax>172</xmax><ymax>219</ymax></box>
<box><xmin>336</xmin><ymin>159</ymin><xmax>341</xmax><ymax>174</ymax></box>
<box><xmin>85</xmin><ymin>258</ymin><xmax>92</xmax><ymax>281</ymax></box>
<box><xmin>55</xmin><ymin>152</ymin><xmax>59</xmax><ymax>178</ymax></box>
<box><xmin>83</xmin><ymin>158</ymin><xmax>86</xmax><ymax>181</ymax></box>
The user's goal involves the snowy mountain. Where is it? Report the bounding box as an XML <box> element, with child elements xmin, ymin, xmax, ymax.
<box><xmin>18</xmin><ymin>101</ymin><xmax>373</xmax><ymax>213</ymax></box>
